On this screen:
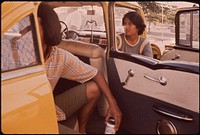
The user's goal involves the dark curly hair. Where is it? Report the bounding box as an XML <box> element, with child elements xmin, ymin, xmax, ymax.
<box><xmin>37</xmin><ymin>2</ymin><xmax>61</xmax><ymax>46</ymax></box>
<box><xmin>122</xmin><ymin>11</ymin><xmax>146</xmax><ymax>35</ymax></box>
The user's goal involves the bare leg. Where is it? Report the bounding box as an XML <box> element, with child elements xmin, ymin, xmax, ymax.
<box><xmin>78</xmin><ymin>81</ymin><xmax>101</xmax><ymax>133</ymax></box>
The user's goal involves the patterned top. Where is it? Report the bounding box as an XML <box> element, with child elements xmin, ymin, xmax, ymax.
<box><xmin>45</xmin><ymin>46</ymin><xmax>98</xmax><ymax>121</ymax></box>
<box><xmin>119</xmin><ymin>33</ymin><xmax>153</xmax><ymax>57</ymax></box>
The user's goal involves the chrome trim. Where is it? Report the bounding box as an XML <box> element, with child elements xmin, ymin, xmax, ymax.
<box><xmin>144</xmin><ymin>74</ymin><xmax>167</xmax><ymax>86</ymax></box>
<box><xmin>1</xmin><ymin>67</ymin><xmax>44</xmax><ymax>81</ymax></box>
<box><xmin>153</xmin><ymin>106</ymin><xmax>193</xmax><ymax>121</ymax></box>
<box><xmin>157</xmin><ymin>119</ymin><xmax>177</xmax><ymax>134</ymax></box>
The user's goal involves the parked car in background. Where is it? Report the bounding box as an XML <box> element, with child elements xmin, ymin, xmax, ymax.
<box><xmin>1</xmin><ymin>1</ymin><xmax>199</xmax><ymax>134</ymax></box>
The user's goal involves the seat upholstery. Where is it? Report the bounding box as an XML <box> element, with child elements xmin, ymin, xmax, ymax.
<box><xmin>58</xmin><ymin>40</ymin><xmax>103</xmax><ymax>59</ymax></box>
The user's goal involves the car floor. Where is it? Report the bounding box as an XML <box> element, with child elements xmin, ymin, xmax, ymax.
<box><xmin>86</xmin><ymin>107</ymin><xmax>106</xmax><ymax>134</ymax></box>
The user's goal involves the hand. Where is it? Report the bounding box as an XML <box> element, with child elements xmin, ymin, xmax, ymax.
<box><xmin>105</xmin><ymin>103</ymin><xmax>122</xmax><ymax>131</ymax></box>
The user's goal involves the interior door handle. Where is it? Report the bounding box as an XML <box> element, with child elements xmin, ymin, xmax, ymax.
<box><xmin>144</xmin><ymin>74</ymin><xmax>167</xmax><ymax>86</ymax></box>
<box><xmin>153</xmin><ymin>105</ymin><xmax>193</xmax><ymax>121</ymax></box>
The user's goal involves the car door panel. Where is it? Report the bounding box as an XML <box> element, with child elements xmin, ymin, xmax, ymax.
<box><xmin>113</xmin><ymin>58</ymin><xmax>198</xmax><ymax>113</ymax></box>
<box><xmin>107</xmin><ymin>51</ymin><xmax>199</xmax><ymax>134</ymax></box>
<box><xmin>161</xmin><ymin>46</ymin><xmax>199</xmax><ymax>62</ymax></box>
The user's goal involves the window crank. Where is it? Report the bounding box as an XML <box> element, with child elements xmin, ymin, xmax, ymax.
<box><xmin>171</xmin><ymin>54</ymin><xmax>180</xmax><ymax>60</ymax></box>
<box><xmin>121</xmin><ymin>69</ymin><xmax>134</xmax><ymax>86</ymax></box>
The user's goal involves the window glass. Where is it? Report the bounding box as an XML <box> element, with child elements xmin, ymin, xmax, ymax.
<box><xmin>179</xmin><ymin>12</ymin><xmax>191</xmax><ymax>47</ymax></box>
<box><xmin>179</xmin><ymin>10</ymin><xmax>199</xmax><ymax>48</ymax></box>
<box><xmin>1</xmin><ymin>14</ymin><xmax>40</xmax><ymax>72</ymax></box>
<box><xmin>192</xmin><ymin>10</ymin><xmax>199</xmax><ymax>49</ymax></box>
<box><xmin>54</xmin><ymin>5</ymin><xmax>107</xmax><ymax>46</ymax></box>
<box><xmin>114</xmin><ymin>6</ymin><xmax>136</xmax><ymax>50</ymax></box>
<box><xmin>114</xmin><ymin>6</ymin><xmax>134</xmax><ymax>34</ymax></box>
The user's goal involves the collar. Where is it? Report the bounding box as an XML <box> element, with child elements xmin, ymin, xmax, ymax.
<box><xmin>124</xmin><ymin>35</ymin><xmax>140</xmax><ymax>47</ymax></box>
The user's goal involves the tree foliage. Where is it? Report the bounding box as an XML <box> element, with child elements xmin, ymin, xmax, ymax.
<box><xmin>138</xmin><ymin>1</ymin><xmax>161</xmax><ymax>14</ymax></box>
<box><xmin>138</xmin><ymin>2</ymin><xmax>176</xmax><ymax>31</ymax></box>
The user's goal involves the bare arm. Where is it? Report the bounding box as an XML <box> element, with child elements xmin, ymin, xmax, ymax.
<box><xmin>93</xmin><ymin>71</ymin><xmax>122</xmax><ymax>131</ymax></box>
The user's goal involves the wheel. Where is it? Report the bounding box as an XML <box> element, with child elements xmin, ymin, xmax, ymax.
<box><xmin>60</xmin><ymin>21</ymin><xmax>69</xmax><ymax>39</ymax></box>
<box><xmin>60</xmin><ymin>21</ymin><xmax>79</xmax><ymax>40</ymax></box>
<box><xmin>67</xmin><ymin>30</ymin><xmax>79</xmax><ymax>40</ymax></box>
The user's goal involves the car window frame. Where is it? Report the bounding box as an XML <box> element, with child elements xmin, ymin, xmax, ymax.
<box><xmin>175</xmin><ymin>7</ymin><xmax>199</xmax><ymax>50</ymax></box>
<box><xmin>1</xmin><ymin>13</ymin><xmax>42</xmax><ymax>80</ymax></box>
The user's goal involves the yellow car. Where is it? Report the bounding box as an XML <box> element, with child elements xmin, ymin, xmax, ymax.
<box><xmin>1</xmin><ymin>2</ymin><xmax>58</xmax><ymax>133</ymax></box>
<box><xmin>1</xmin><ymin>1</ymin><xmax>199</xmax><ymax>134</ymax></box>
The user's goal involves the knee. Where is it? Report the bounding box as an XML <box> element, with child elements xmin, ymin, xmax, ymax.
<box><xmin>86</xmin><ymin>81</ymin><xmax>101</xmax><ymax>100</ymax></box>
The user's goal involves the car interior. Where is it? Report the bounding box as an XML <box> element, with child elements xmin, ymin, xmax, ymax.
<box><xmin>46</xmin><ymin>3</ymin><xmax>198</xmax><ymax>133</ymax></box>
<box><xmin>2</xmin><ymin>1</ymin><xmax>198</xmax><ymax>134</ymax></box>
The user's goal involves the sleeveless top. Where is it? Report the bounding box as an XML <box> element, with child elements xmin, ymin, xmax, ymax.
<box><xmin>119</xmin><ymin>33</ymin><xmax>153</xmax><ymax>58</ymax></box>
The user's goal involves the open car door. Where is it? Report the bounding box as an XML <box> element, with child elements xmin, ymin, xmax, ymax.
<box><xmin>1</xmin><ymin>2</ymin><xmax>58</xmax><ymax>133</ymax></box>
<box><xmin>107</xmin><ymin>2</ymin><xmax>199</xmax><ymax>134</ymax></box>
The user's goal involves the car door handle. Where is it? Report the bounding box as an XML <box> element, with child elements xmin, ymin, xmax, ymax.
<box><xmin>144</xmin><ymin>74</ymin><xmax>167</xmax><ymax>86</ymax></box>
<box><xmin>153</xmin><ymin>105</ymin><xmax>193</xmax><ymax>121</ymax></box>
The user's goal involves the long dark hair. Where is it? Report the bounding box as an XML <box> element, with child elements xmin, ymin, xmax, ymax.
<box><xmin>37</xmin><ymin>2</ymin><xmax>62</xmax><ymax>46</ymax></box>
<box><xmin>122</xmin><ymin>11</ymin><xmax>146</xmax><ymax>35</ymax></box>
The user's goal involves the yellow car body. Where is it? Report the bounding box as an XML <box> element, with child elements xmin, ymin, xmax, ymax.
<box><xmin>1</xmin><ymin>2</ymin><xmax>58</xmax><ymax>134</ymax></box>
